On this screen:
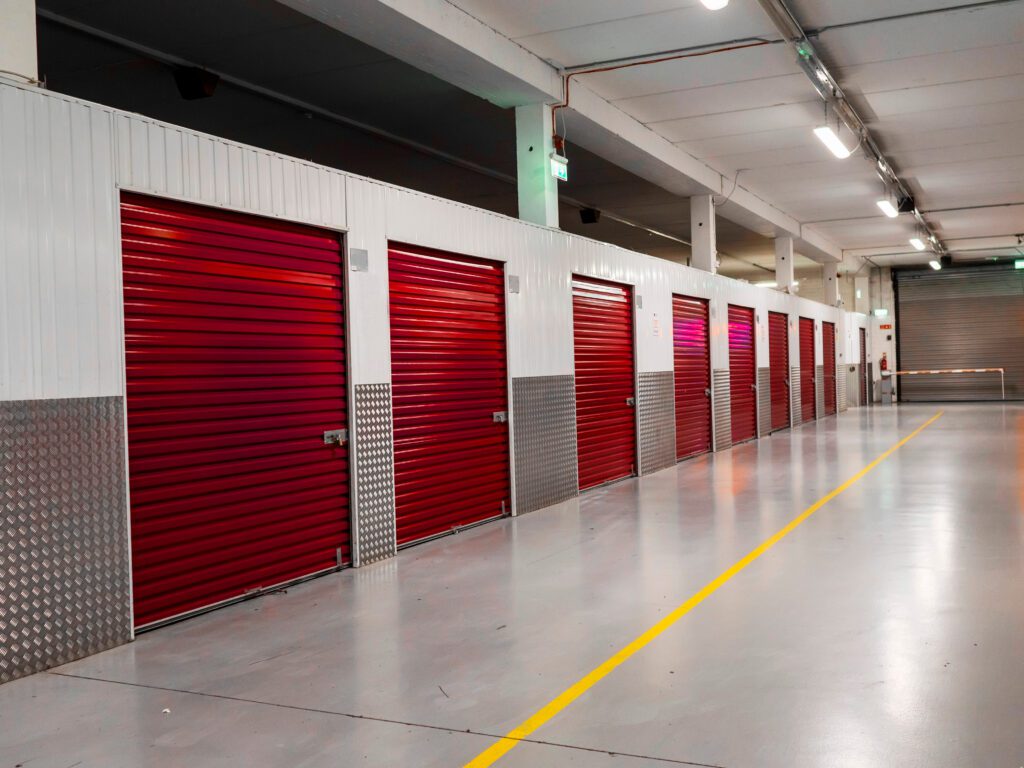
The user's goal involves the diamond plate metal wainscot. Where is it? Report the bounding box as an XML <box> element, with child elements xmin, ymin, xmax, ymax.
<box><xmin>511</xmin><ymin>376</ymin><xmax>578</xmax><ymax>515</ymax></box>
<box><xmin>637</xmin><ymin>371</ymin><xmax>675</xmax><ymax>476</ymax></box>
<box><xmin>848</xmin><ymin>364</ymin><xmax>861</xmax><ymax>408</ymax></box>
<box><xmin>815</xmin><ymin>365</ymin><xmax>825</xmax><ymax>419</ymax></box>
<box><xmin>1</xmin><ymin>397</ymin><xmax>132</xmax><ymax>684</ymax></box>
<box><xmin>353</xmin><ymin>384</ymin><xmax>396</xmax><ymax>566</ymax></box>
<box><xmin>712</xmin><ymin>369</ymin><xmax>732</xmax><ymax>452</ymax></box>
<box><xmin>757</xmin><ymin>368</ymin><xmax>771</xmax><ymax>437</ymax></box>
<box><xmin>838</xmin><ymin>366</ymin><xmax>849</xmax><ymax>412</ymax></box>
<box><xmin>790</xmin><ymin>366</ymin><xmax>802</xmax><ymax>426</ymax></box>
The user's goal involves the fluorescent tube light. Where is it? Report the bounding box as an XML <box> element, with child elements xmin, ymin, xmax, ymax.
<box><xmin>700</xmin><ymin>0</ymin><xmax>729</xmax><ymax>8</ymax></box>
<box><xmin>909</xmin><ymin>237</ymin><xmax>926</xmax><ymax>251</ymax></box>
<box><xmin>876</xmin><ymin>199</ymin><xmax>899</xmax><ymax>218</ymax></box>
<box><xmin>755</xmin><ymin>281</ymin><xmax>777</xmax><ymax>288</ymax></box>
<box><xmin>813</xmin><ymin>125</ymin><xmax>852</xmax><ymax>159</ymax></box>
<box><xmin>929</xmin><ymin>260</ymin><xmax>942</xmax><ymax>270</ymax></box>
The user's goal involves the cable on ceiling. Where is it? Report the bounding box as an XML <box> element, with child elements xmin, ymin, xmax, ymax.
<box><xmin>549</xmin><ymin>40</ymin><xmax>774</xmax><ymax>139</ymax></box>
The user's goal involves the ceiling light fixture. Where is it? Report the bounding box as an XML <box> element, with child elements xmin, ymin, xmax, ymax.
<box><xmin>700</xmin><ymin>0</ymin><xmax>729</xmax><ymax>9</ymax></box>
<box><xmin>813</xmin><ymin>125</ymin><xmax>852</xmax><ymax>159</ymax></box>
<box><xmin>909</xmin><ymin>237</ymin><xmax>926</xmax><ymax>251</ymax></box>
<box><xmin>755</xmin><ymin>281</ymin><xmax>778</xmax><ymax>288</ymax></box>
<box><xmin>929</xmin><ymin>260</ymin><xmax>942</xmax><ymax>270</ymax></box>
<box><xmin>877</xmin><ymin>198</ymin><xmax>899</xmax><ymax>218</ymax></box>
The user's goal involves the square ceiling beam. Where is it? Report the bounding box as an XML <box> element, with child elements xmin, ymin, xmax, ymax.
<box><xmin>277</xmin><ymin>0</ymin><xmax>844</xmax><ymax>263</ymax></box>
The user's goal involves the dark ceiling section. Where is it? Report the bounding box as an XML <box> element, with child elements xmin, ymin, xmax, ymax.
<box><xmin>36</xmin><ymin>0</ymin><xmax>768</xmax><ymax>268</ymax></box>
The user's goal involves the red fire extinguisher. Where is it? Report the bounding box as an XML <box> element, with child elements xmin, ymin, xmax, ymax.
<box><xmin>879</xmin><ymin>353</ymin><xmax>888</xmax><ymax>372</ymax></box>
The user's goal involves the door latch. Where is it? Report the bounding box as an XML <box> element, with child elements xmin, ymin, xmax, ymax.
<box><xmin>323</xmin><ymin>429</ymin><xmax>348</xmax><ymax>445</ymax></box>
<box><xmin>625</xmin><ymin>397</ymin><xmax>636</xmax><ymax>407</ymax></box>
<box><xmin>704</xmin><ymin>387</ymin><xmax>711</xmax><ymax>397</ymax></box>
<box><xmin>492</xmin><ymin>411</ymin><xmax>508</xmax><ymax>423</ymax></box>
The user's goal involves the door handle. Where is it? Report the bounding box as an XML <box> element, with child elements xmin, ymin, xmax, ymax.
<box><xmin>323</xmin><ymin>429</ymin><xmax>347</xmax><ymax>445</ymax></box>
<box><xmin>625</xmin><ymin>397</ymin><xmax>636</xmax><ymax>407</ymax></box>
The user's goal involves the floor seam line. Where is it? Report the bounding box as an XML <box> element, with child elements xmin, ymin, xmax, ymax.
<box><xmin>44</xmin><ymin>671</ymin><xmax>726</xmax><ymax>766</ymax></box>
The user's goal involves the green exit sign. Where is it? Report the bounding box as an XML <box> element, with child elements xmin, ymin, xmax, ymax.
<box><xmin>549</xmin><ymin>153</ymin><xmax>568</xmax><ymax>182</ymax></box>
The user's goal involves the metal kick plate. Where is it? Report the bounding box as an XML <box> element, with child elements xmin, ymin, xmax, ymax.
<box><xmin>323</xmin><ymin>428</ymin><xmax>348</xmax><ymax>445</ymax></box>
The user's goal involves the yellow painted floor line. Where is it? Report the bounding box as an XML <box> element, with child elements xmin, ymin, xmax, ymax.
<box><xmin>464</xmin><ymin>410</ymin><xmax>944</xmax><ymax>767</ymax></box>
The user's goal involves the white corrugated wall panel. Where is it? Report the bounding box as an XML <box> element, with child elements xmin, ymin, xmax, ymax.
<box><xmin>344</xmin><ymin>176</ymin><xmax>392</xmax><ymax>385</ymax></box>
<box><xmin>3</xmin><ymin>81</ymin><xmax>862</xmax><ymax>403</ymax></box>
<box><xmin>113</xmin><ymin>113</ymin><xmax>346</xmax><ymax>232</ymax></box>
<box><xmin>0</xmin><ymin>84</ymin><xmax>120</xmax><ymax>401</ymax></box>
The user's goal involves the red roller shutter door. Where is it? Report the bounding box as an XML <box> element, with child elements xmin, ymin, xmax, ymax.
<box><xmin>672</xmin><ymin>295</ymin><xmax>712</xmax><ymax>460</ymax></box>
<box><xmin>823</xmin><ymin>321</ymin><xmax>837</xmax><ymax>415</ymax></box>
<box><xmin>389</xmin><ymin>244</ymin><xmax>511</xmax><ymax>546</ymax></box>
<box><xmin>860</xmin><ymin>327</ymin><xmax>868</xmax><ymax>405</ymax></box>
<box><xmin>121</xmin><ymin>193</ymin><xmax>350</xmax><ymax>629</ymax></box>
<box><xmin>768</xmin><ymin>311</ymin><xmax>790</xmax><ymax>431</ymax></box>
<box><xmin>573</xmin><ymin>276</ymin><xmax>637</xmax><ymax>490</ymax></box>
<box><xmin>728</xmin><ymin>305</ymin><xmax>757</xmax><ymax>443</ymax></box>
<box><xmin>799</xmin><ymin>317</ymin><xmax>816</xmax><ymax>421</ymax></box>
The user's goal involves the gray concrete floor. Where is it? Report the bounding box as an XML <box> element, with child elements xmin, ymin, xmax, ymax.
<box><xmin>2</xmin><ymin>404</ymin><xmax>1023</xmax><ymax>767</ymax></box>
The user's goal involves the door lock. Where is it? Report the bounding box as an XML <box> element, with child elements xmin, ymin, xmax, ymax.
<box><xmin>625</xmin><ymin>397</ymin><xmax>636</xmax><ymax>407</ymax></box>
<box><xmin>323</xmin><ymin>429</ymin><xmax>348</xmax><ymax>445</ymax></box>
<box><xmin>704</xmin><ymin>387</ymin><xmax>711</xmax><ymax>397</ymax></box>
<box><xmin>492</xmin><ymin>411</ymin><xmax>508</xmax><ymax>423</ymax></box>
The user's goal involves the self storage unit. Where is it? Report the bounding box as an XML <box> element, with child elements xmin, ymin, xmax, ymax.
<box><xmin>672</xmin><ymin>295</ymin><xmax>712</xmax><ymax>460</ymax></box>
<box><xmin>388</xmin><ymin>244</ymin><xmax>512</xmax><ymax>545</ymax></box>
<box><xmin>823</xmin><ymin>320</ymin><xmax>837</xmax><ymax>416</ymax></box>
<box><xmin>768</xmin><ymin>311</ymin><xmax>791</xmax><ymax>432</ymax></box>
<box><xmin>121</xmin><ymin>193</ymin><xmax>351</xmax><ymax>628</ymax></box>
<box><xmin>0</xmin><ymin>80</ymin><xmax>869</xmax><ymax>681</ymax></box>
<box><xmin>860</xmin><ymin>327</ymin><xmax>869</xmax><ymax>405</ymax></box>
<box><xmin>572</xmin><ymin>276</ymin><xmax>638</xmax><ymax>490</ymax></box>
<box><xmin>799</xmin><ymin>317</ymin><xmax>817</xmax><ymax>422</ymax></box>
<box><xmin>728</xmin><ymin>305</ymin><xmax>757</xmax><ymax>444</ymax></box>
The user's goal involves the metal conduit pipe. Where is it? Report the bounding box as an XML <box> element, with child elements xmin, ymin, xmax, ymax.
<box><xmin>754</xmin><ymin>0</ymin><xmax>947</xmax><ymax>256</ymax></box>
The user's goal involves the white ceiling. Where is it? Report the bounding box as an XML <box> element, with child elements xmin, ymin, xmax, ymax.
<box><xmin>450</xmin><ymin>0</ymin><xmax>1024</xmax><ymax>265</ymax></box>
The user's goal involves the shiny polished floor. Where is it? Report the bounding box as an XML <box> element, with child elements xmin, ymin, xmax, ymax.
<box><xmin>2</xmin><ymin>404</ymin><xmax>1023</xmax><ymax>767</ymax></box>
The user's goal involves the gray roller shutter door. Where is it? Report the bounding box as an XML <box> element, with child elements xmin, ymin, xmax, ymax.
<box><xmin>895</xmin><ymin>265</ymin><xmax>1024</xmax><ymax>401</ymax></box>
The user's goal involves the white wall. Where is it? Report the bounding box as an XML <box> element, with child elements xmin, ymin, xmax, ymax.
<box><xmin>0</xmin><ymin>86</ymin><xmax>120</xmax><ymax>400</ymax></box>
<box><xmin>0</xmin><ymin>80</ymin><xmax>869</xmax><ymax>404</ymax></box>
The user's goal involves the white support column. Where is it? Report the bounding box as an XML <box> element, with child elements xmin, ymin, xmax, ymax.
<box><xmin>0</xmin><ymin>0</ymin><xmax>37</xmax><ymax>83</ymax></box>
<box><xmin>824</xmin><ymin>263</ymin><xmax>841</xmax><ymax>307</ymax></box>
<box><xmin>774</xmin><ymin>236</ymin><xmax>795</xmax><ymax>292</ymax></box>
<box><xmin>690</xmin><ymin>194</ymin><xmax>717</xmax><ymax>273</ymax></box>
<box><xmin>515</xmin><ymin>103</ymin><xmax>558</xmax><ymax>228</ymax></box>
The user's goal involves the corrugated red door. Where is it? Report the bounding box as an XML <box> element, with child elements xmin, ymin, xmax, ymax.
<box><xmin>799</xmin><ymin>317</ymin><xmax>816</xmax><ymax>421</ymax></box>
<box><xmin>823</xmin><ymin>321</ymin><xmax>837</xmax><ymax>415</ymax></box>
<box><xmin>728</xmin><ymin>305</ymin><xmax>757</xmax><ymax>443</ymax></box>
<box><xmin>860</xmin><ymin>327</ymin><xmax>868</xmax><ymax>405</ymax></box>
<box><xmin>573</xmin><ymin>276</ymin><xmax>637</xmax><ymax>490</ymax></box>
<box><xmin>672</xmin><ymin>295</ymin><xmax>711</xmax><ymax>460</ymax></box>
<box><xmin>122</xmin><ymin>193</ymin><xmax>350</xmax><ymax>629</ymax></box>
<box><xmin>768</xmin><ymin>311</ymin><xmax>790</xmax><ymax>431</ymax></box>
<box><xmin>389</xmin><ymin>244</ymin><xmax>511</xmax><ymax>546</ymax></box>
